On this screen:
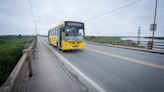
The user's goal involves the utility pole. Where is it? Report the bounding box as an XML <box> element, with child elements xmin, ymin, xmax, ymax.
<box><xmin>137</xmin><ymin>27</ymin><xmax>141</xmax><ymax>45</ymax></box>
<box><xmin>34</xmin><ymin>21</ymin><xmax>37</xmax><ymax>35</ymax></box>
<box><xmin>34</xmin><ymin>21</ymin><xmax>42</xmax><ymax>36</ymax></box>
<box><xmin>29</xmin><ymin>0</ymin><xmax>37</xmax><ymax>35</ymax></box>
<box><xmin>150</xmin><ymin>0</ymin><xmax>158</xmax><ymax>49</ymax></box>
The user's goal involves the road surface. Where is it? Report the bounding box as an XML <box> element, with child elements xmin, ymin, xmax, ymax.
<box><xmin>32</xmin><ymin>36</ymin><xmax>164</xmax><ymax>92</ymax></box>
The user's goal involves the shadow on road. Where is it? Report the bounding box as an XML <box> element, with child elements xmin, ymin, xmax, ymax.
<box><xmin>49</xmin><ymin>44</ymin><xmax>84</xmax><ymax>53</ymax></box>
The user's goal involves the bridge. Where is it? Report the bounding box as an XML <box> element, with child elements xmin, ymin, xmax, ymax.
<box><xmin>1</xmin><ymin>36</ymin><xmax>164</xmax><ymax>92</ymax></box>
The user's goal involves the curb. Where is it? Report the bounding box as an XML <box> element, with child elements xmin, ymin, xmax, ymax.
<box><xmin>87</xmin><ymin>42</ymin><xmax>164</xmax><ymax>55</ymax></box>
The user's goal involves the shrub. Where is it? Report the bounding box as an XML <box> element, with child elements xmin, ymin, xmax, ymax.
<box><xmin>0</xmin><ymin>36</ymin><xmax>33</xmax><ymax>86</ymax></box>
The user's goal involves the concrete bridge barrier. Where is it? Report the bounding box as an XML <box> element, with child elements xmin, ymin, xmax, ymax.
<box><xmin>0</xmin><ymin>37</ymin><xmax>37</xmax><ymax>92</ymax></box>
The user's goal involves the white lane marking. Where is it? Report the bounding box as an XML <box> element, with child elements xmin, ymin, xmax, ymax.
<box><xmin>41</xmin><ymin>40</ymin><xmax>106</xmax><ymax>92</ymax></box>
<box><xmin>86</xmin><ymin>48</ymin><xmax>164</xmax><ymax>70</ymax></box>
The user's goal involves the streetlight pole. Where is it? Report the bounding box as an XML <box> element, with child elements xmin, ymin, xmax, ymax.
<box><xmin>34</xmin><ymin>21</ymin><xmax>37</xmax><ymax>35</ymax></box>
<box><xmin>151</xmin><ymin>0</ymin><xmax>158</xmax><ymax>49</ymax></box>
<box><xmin>34</xmin><ymin>20</ymin><xmax>42</xmax><ymax>36</ymax></box>
<box><xmin>137</xmin><ymin>27</ymin><xmax>141</xmax><ymax>45</ymax></box>
<box><xmin>29</xmin><ymin>0</ymin><xmax>38</xmax><ymax>36</ymax></box>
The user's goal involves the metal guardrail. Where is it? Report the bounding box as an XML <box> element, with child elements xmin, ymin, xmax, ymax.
<box><xmin>88</xmin><ymin>39</ymin><xmax>164</xmax><ymax>50</ymax></box>
<box><xmin>132</xmin><ymin>41</ymin><xmax>164</xmax><ymax>49</ymax></box>
<box><xmin>88</xmin><ymin>41</ymin><xmax>164</xmax><ymax>54</ymax></box>
<box><xmin>0</xmin><ymin>37</ymin><xmax>37</xmax><ymax>92</ymax></box>
<box><xmin>112</xmin><ymin>40</ymin><xmax>164</xmax><ymax>49</ymax></box>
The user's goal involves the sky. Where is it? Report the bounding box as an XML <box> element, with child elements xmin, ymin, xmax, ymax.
<box><xmin>0</xmin><ymin>0</ymin><xmax>163</xmax><ymax>36</ymax></box>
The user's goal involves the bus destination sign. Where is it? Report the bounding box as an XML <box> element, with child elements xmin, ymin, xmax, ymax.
<box><xmin>66</xmin><ymin>22</ymin><xmax>84</xmax><ymax>27</ymax></box>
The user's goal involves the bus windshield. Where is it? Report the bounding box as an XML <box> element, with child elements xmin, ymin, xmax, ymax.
<box><xmin>65</xmin><ymin>27</ymin><xmax>84</xmax><ymax>37</ymax></box>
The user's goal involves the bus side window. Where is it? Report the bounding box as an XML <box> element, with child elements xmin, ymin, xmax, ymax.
<box><xmin>52</xmin><ymin>29</ymin><xmax>53</xmax><ymax>36</ymax></box>
<box><xmin>53</xmin><ymin>29</ymin><xmax>54</xmax><ymax>35</ymax></box>
<box><xmin>55</xmin><ymin>28</ymin><xmax>57</xmax><ymax>36</ymax></box>
<box><xmin>53</xmin><ymin>29</ymin><xmax>55</xmax><ymax>36</ymax></box>
<box><xmin>51</xmin><ymin>30</ymin><xmax>53</xmax><ymax>36</ymax></box>
<box><xmin>54</xmin><ymin>28</ymin><xmax>56</xmax><ymax>36</ymax></box>
<box><xmin>57</xmin><ymin>27</ymin><xmax>58</xmax><ymax>36</ymax></box>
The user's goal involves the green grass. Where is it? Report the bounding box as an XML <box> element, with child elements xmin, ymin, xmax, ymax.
<box><xmin>0</xmin><ymin>35</ymin><xmax>34</xmax><ymax>86</ymax></box>
<box><xmin>85</xmin><ymin>36</ymin><xmax>126</xmax><ymax>45</ymax></box>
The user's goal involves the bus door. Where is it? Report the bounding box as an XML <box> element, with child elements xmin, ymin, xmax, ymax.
<box><xmin>58</xmin><ymin>29</ymin><xmax>62</xmax><ymax>48</ymax></box>
<box><xmin>59</xmin><ymin>27</ymin><xmax>65</xmax><ymax>49</ymax></box>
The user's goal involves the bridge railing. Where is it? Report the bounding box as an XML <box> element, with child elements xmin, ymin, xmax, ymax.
<box><xmin>0</xmin><ymin>37</ymin><xmax>37</xmax><ymax>92</ymax></box>
<box><xmin>109</xmin><ymin>40</ymin><xmax>164</xmax><ymax>50</ymax></box>
<box><xmin>131</xmin><ymin>41</ymin><xmax>164</xmax><ymax>49</ymax></box>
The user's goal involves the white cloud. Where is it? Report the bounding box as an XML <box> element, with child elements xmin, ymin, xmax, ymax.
<box><xmin>0</xmin><ymin>0</ymin><xmax>163</xmax><ymax>36</ymax></box>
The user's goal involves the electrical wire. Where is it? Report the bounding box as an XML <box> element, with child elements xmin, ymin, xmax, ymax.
<box><xmin>84</xmin><ymin>0</ymin><xmax>144</xmax><ymax>22</ymax></box>
<box><xmin>28</xmin><ymin>0</ymin><xmax>35</xmax><ymax>20</ymax></box>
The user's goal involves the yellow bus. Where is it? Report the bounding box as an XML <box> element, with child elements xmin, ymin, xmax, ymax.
<box><xmin>48</xmin><ymin>21</ymin><xmax>86</xmax><ymax>50</ymax></box>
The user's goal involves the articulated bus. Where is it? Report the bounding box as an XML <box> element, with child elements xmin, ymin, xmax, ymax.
<box><xmin>48</xmin><ymin>21</ymin><xmax>86</xmax><ymax>50</ymax></box>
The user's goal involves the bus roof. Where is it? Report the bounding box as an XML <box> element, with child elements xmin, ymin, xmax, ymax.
<box><xmin>49</xmin><ymin>21</ymin><xmax>84</xmax><ymax>30</ymax></box>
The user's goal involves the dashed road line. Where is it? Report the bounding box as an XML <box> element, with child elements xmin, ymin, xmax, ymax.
<box><xmin>86</xmin><ymin>48</ymin><xmax>164</xmax><ymax>71</ymax></box>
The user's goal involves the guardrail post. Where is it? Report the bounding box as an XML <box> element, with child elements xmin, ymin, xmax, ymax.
<box><xmin>147</xmin><ymin>41</ymin><xmax>153</xmax><ymax>49</ymax></box>
<box><xmin>126</xmin><ymin>40</ymin><xmax>132</xmax><ymax>46</ymax></box>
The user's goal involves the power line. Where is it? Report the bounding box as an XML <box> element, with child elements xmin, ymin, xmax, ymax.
<box><xmin>84</xmin><ymin>0</ymin><xmax>144</xmax><ymax>22</ymax></box>
<box><xmin>28</xmin><ymin>0</ymin><xmax>35</xmax><ymax>20</ymax></box>
<box><xmin>28</xmin><ymin>0</ymin><xmax>38</xmax><ymax>35</ymax></box>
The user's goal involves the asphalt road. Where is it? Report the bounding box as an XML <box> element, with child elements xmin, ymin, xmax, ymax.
<box><xmin>40</xmin><ymin>36</ymin><xmax>164</xmax><ymax>92</ymax></box>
